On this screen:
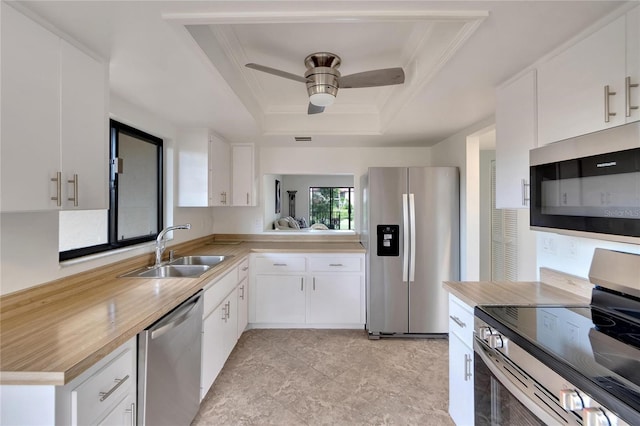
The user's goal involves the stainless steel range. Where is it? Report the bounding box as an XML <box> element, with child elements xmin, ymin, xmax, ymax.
<box><xmin>473</xmin><ymin>248</ymin><xmax>640</xmax><ymax>425</ymax></box>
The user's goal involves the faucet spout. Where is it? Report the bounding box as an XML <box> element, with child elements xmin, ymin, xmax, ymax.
<box><xmin>154</xmin><ymin>224</ymin><xmax>191</xmax><ymax>266</ymax></box>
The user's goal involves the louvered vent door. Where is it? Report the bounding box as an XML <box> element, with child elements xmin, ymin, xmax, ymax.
<box><xmin>491</xmin><ymin>161</ymin><xmax>518</xmax><ymax>281</ymax></box>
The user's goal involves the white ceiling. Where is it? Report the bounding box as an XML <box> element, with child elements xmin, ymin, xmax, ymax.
<box><xmin>18</xmin><ymin>1</ymin><xmax>626</xmax><ymax>147</ymax></box>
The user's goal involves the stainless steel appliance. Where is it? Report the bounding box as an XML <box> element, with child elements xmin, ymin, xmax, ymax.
<box><xmin>530</xmin><ymin>121</ymin><xmax>640</xmax><ymax>244</ymax></box>
<box><xmin>474</xmin><ymin>249</ymin><xmax>640</xmax><ymax>425</ymax></box>
<box><xmin>363</xmin><ymin>167</ymin><xmax>459</xmax><ymax>338</ymax></box>
<box><xmin>138</xmin><ymin>291</ymin><xmax>203</xmax><ymax>426</ymax></box>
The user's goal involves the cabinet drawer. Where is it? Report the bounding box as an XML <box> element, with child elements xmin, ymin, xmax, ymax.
<box><xmin>309</xmin><ymin>257</ymin><xmax>361</xmax><ymax>272</ymax></box>
<box><xmin>204</xmin><ymin>267</ymin><xmax>238</xmax><ymax>318</ymax></box>
<box><xmin>448</xmin><ymin>294</ymin><xmax>474</xmax><ymax>344</ymax></box>
<box><xmin>255</xmin><ymin>256</ymin><xmax>306</xmax><ymax>273</ymax></box>
<box><xmin>238</xmin><ymin>257</ymin><xmax>249</xmax><ymax>281</ymax></box>
<box><xmin>72</xmin><ymin>346</ymin><xmax>134</xmax><ymax>425</ymax></box>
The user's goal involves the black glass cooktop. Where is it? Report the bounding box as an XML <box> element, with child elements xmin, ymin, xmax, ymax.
<box><xmin>477</xmin><ymin>303</ymin><xmax>640</xmax><ymax>419</ymax></box>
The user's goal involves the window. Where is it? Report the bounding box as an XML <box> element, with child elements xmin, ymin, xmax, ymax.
<box><xmin>308</xmin><ymin>187</ymin><xmax>354</xmax><ymax>230</ymax></box>
<box><xmin>59</xmin><ymin>120</ymin><xmax>163</xmax><ymax>261</ymax></box>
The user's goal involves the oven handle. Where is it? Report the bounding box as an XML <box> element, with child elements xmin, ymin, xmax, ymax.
<box><xmin>473</xmin><ymin>338</ymin><xmax>566</xmax><ymax>426</ymax></box>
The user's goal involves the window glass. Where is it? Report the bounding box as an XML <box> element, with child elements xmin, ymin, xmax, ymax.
<box><xmin>309</xmin><ymin>187</ymin><xmax>354</xmax><ymax>230</ymax></box>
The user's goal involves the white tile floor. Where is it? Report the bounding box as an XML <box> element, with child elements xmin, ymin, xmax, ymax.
<box><xmin>192</xmin><ymin>329</ymin><xmax>454</xmax><ymax>425</ymax></box>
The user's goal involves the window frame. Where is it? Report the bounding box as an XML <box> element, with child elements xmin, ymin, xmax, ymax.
<box><xmin>58</xmin><ymin>120</ymin><xmax>163</xmax><ymax>261</ymax></box>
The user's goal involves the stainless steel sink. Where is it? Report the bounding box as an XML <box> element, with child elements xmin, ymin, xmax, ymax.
<box><xmin>168</xmin><ymin>255</ymin><xmax>231</xmax><ymax>267</ymax></box>
<box><xmin>121</xmin><ymin>264</ymin><xmax>211</xmax><ymax>278</ymax></box>
<box><xmin>120</xmin><ymin>255</ymin><xmax>232</xmax><ymax>278</ymax></box>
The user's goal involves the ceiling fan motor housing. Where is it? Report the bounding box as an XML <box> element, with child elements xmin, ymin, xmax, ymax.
<box><xmin>304</xmin><ymin>52</ymin><xmax>341</xmax><ymax>102</ymax></box>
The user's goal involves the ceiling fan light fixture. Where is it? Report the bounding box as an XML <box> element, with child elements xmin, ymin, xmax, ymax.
<box><xmin>309</xmin><ymin>92</ymin><xmax>335</xmax><ymax>107</ymax></box>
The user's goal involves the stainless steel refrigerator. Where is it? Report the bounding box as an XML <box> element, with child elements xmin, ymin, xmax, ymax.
<box><xmin>362</xmin><ymin>167</ymin><xmax>459</xmax><ymax>337</ymax></box>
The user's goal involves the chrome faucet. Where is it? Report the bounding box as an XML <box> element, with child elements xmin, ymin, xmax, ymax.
<box><xmin>155</xmin><ymin>224</ymin><xmax>191</xmax><ymax>266</ymax></box>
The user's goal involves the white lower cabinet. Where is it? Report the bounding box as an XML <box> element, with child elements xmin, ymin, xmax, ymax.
<box><xmin>307</xmin><ymin>275</ymin><xmax>362</xmax><ymax>324</ymax></box>
<box><xmin>250</xmin><ymin>253</ymin><xmax>365</xmax><ymax>328</ymax></box>
<box><xmin>448</xmin><ymin>294</ymin><xmax>475</xmax><ymax>426</ymax></box>
<box><xmin>201</xmin><ymin>288</ymin><xmax>237</xmax><ymax>400</ymax></box>
<box><xmin>0</xmin><ymin>338</ymin><xmax>136</xmax><ymax>426</ymax></box>
<box><xmin>200</xmin><ymin>257</ymin><xmax>250</xmax><ymax>401</ymax></box>
<box><xmin>255</xmin><ymin>275</ymin><xmax>306</xmax><ymax>323</ymax></box>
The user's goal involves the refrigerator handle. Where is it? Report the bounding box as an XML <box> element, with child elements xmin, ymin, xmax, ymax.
<box><xmin>402</xmin><ymin>193</ymin><xmax>409</xmax><ymax>282</ymax></box>
<box><xmin>409</xmin><ymin>193</ymin><xmax>416</xmax><ymax>282</ymax></box>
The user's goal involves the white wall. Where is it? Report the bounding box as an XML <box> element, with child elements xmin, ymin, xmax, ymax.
<box><xmin>536</xmin><ymin>232</ymin><xmax>640</xmax><ymax>279</ymax></box>
<box><xmin>213</xmin><ymin>146</ymin><xmax>432</xmax><ymax>234</ymax></box>
<box><xmin>0</xmin><ymin>94</ymin><xmax>215</xmax><ymax>295</ymax></box>
<box><xmin>479</xmin><ymin>150</ymin><xmax>494</xmax><ymax>281</ymax></box>
<box><xmin>429</xmin><ymin>117</ymin><xmax>495</xmax><ymax>281</ymax></box>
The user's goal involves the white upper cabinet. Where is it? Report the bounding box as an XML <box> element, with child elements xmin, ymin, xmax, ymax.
<box><xmin>495</xmin><ymin>69</ymin><xmax>537</xmax><ymax>209</ymax></box>
<box><xmin>1</xmin><ymin>3</ymin><xmax>107</xmax><ymax>212</ymax></box>
<box><xmin>210</xmin><ymin>135</ymin><xmax>231</xmax><ymax>206</ymax></box>
<box><xmin>60</xmin><ymin>40</ymin><xmax>108</xmax><ymax>210</ymax></box>
<box><xmin>231</xmin><ymin>144</ymin><xmax>255</xmax><ymax>206</ymax></box>
<box><xmin>537</xmin><ymin>9</ymin><xmax>638</xmax><ymax>146</ymax></box>
<box><xmin>177</xmin><ymin>129</ymin><xmax>231</xmax><ymax>207</ymax></box>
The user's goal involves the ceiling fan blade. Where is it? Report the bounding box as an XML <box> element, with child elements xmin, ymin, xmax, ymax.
<box><xmin>308</xmin><ymin>103</ymin><xmax>324</xmax><ymax>115</ymax></box>
<box><xmin>338</xmin><ymin>67</ymin><xmax>405</xmax><ymax>88</ymax></box>
<box><xmin>245</xmin><ymin>63</ymin><xmax>308</xmax><ymax>83</ymax></box>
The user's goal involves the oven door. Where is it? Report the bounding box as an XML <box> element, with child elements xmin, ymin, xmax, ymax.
<box><xmin>474</xmin><ymin>337</ymin><xmax>580</xmax><ymax>426</ymax></box>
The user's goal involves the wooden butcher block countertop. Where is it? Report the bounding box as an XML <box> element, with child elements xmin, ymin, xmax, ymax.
<box><xmin>0</xmin><ymin>235</ymin><xmax>364</xmax><ymax>385</ymax></box>
<box><xmin>443</xmin><ymin>280</ymin><xmax>591</xmax><ymax>308</ymax></box>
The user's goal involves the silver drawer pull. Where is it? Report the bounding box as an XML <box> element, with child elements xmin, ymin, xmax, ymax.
<box><xmin>329</xmin><ymin>263</ymin><xmax>344</xmax><ymax>267</ymax></box>
<box><xmin>449</xmin><ymin>315</ymin><xmax>466</xmax><ymax>328</ymax></box>
<box><xmin>273</xmin><ymin>263</ymin><xmax>287</xmax><ymax>266</ymax></box>
<box><xmin>99</xmin><ymin>374</ymin><xmax>130</xmax><ymax>402</ymax></box>
<box><xmin>242</xmin><ymin>266</ymin><xmax>249</xmax><ymax>271</ymax></box>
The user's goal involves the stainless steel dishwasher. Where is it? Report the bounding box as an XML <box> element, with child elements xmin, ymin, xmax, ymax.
<box><xmin>138</xmin><ymin>291</ymin><xmax>203</xmax><ymax>426</ymax></box>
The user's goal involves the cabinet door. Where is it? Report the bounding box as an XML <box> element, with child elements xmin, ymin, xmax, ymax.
<box><xmin>1</xmin><ymin>3</ymin><xmax>61</xmax><ymax>212</ymax></box>
<box><xmin>177</xmin><ymin>128</ymin><xmax>210</xmax><ymax>207</ymax></box>
<box><xmin>495</xmin><ymin>70</ymin><xmax>537</xmax><ymax>209</ymax></box>
<box><xmin>448</xmin><ymin>332</ymin><xmax>474</xmax><ymax>426</ymax></box>
<box><xmin>60</xmin><ymin>40</ymin><xmax>108</xmax><ymax>210</ymax></box>
<box><xmin>307</xmin><ymin>275</ymin><xmax>362</xmax><ymax>324</ymax></box>
<box><xmin>537</xmin><ymin>15</ymin><xmax>626</xmax><ymax>145</ymax></box>
<box><xmin>627</xmin><ymin>6</ymin><xmax>640</xmax><ymax>123</ymax></box>
<box><xmin>231</xmin><ymin>144</ymin><xmax>254</xmax><ymax>206</ymax></box>
<box><xmin>201</xmin><ymin>300</ymin><xmax>228</xmax><ymax>399</ymax></box>
<box><xmin>210</xmin><ymin>134</ymin><xmax>231</xmax><ymax>206</ymax></box>
<box><xmin>255</xmin><ymin>275</ymin><xmax>306</xmax><ymax>323</ymax></box>
<box><xmin>96</xmin><ymin>393</ymin><xmax>135</xmax><ymax>426</ymax></box>
<box><xmin>237</xmin><ymin>277</ymin><xmax>249</xmax><ymax>337</ymax></box>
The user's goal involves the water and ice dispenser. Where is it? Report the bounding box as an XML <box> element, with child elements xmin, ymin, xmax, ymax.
<box><xmin>376</xmin><ymin>225</ymin><xmax>399</xmax><ymax>256</ymax></box>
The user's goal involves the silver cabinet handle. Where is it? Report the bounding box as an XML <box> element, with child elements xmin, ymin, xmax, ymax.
<box><xmin>328</xmin><ymin>263</ymin><xmax>343</xmax><ymax>267</ymax></box>
<box><xmin>604</xmin><ymin>85</ymin><xmax>616</xmax><ymax>122</ymax></box>
<box><xmin>301</xmin><ymin>278</ymin><xmax>304</xmax><ymax>291</ymax></box>
<box><xmin>67</xmin><ymin>174</ymin><xmax>78</xmax><ymax>207</ymax></box>
<box><xmin>99</xmin><ymin>374</ymin><xmax>130</xmax><ymax>401</ymax></box>
<box><xmin>125</xmin><ymin>402</ymin><xmax>136</xmax><ymax>426</ymax></box>
<box><xmin>242</xmin><ymin>266</ymin><xmax>249</xmax><ymax>271</ymax></box>
<box><xmin>239</xmin><ymin>285</ymin><xmax>245</xmax><ymax>300</ymax></box>
<box><xmin>51</xmin><ymin>172</ymin><xmax>62</xmax><ymax>206</ymax></box>
<box><xmin>464</xmin><ymin>354</ymin><xmax>472</xmax><ymax>381</ymax></box>
<box><xmin>226</xmin><ymin>301</ymin><xmax>231</xmax><ymax>319</ymax></box>
<box><xmin>626</xmin><ymin>76</ymin><xmax>639</xmax><ymax>117</ymax></box>
<box><xmin>449</xmin><ymin>315</ymin><xmax>466</xmax><ymax>328</ymax></box>
<box><xmin>273</xmin><ymin>263</ymin><xmax>287</xmax><ymax>266</ymax></box>
<box><xmin>246</xmin><ymin>192</ymin><xmax>250</xmax><ymax>205</ymax></box>
<box><xmin>313</xmin><ymin>277</ymin><xmax>316</xmax><ymax>291</ymax></box>
<box><xmin>521</xmin><ymin>179</ymin><xmax>530</xmax><ymax>206</ymax></box>
<box><xmin>221</xmin><ymin>303</ymin><xmax>228</xmax><ymax>321</ymax></box>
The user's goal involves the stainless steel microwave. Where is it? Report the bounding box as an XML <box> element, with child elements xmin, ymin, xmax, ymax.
<box><xmin>530</xmin><ymin>121</ymin><xmax>640</xmax><ymax>244</ymax></box>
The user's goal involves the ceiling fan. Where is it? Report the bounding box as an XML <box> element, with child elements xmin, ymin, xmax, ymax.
<box><xmin>245</xmin><ymin>52</ymin><xmax>405</xmax><ymax>114</ymax></box>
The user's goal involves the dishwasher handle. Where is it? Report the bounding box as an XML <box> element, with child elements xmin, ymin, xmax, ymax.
<box><xmin>150</xmin><ymin>292</ymin><xmax>202</xmax><ymax>340</ymax></box>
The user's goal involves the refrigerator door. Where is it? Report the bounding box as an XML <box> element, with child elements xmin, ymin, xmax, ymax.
<box><xmin>408</xmin><ymin>167</ymin><xmax>459</xmax><ymax>334</ymax></box>
<box><xmin>367</xmin><ymin>167</ymin><xmax>409</xmax><ymax>334</ymax></box>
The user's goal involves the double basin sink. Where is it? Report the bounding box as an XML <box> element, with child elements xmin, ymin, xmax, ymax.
<box><xmin>121</xmin><ymin>255</ymin><xmax>233</xmax><ymax>279</ymax></box>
